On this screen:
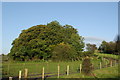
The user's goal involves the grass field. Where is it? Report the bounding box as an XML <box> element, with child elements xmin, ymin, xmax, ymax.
<box><xmin>60</xmin><ymin>65</ymin><xmax>119</xmax><ymax>78</ymax></box>
<box><xmin>3</xmin><ymin>61</ymin><xmax>83</xmax><ymax>78</ymax></box>
<box><xmin>2</xmin><ymin>58</ymin><xmax>113</xmax><ymax>78</ymax></box>
<box><xmin>2</xmin><ymin>53</ymin><xmax>119</xmax><ymax>78</ymax></box>
<box><xmin>93</xmin><ymin>65</ymin><xmax>118</xmax><ymax>78</ymax></box>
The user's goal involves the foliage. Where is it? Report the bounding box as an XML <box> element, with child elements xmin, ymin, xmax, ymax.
<box><xmin>86</xmin><ymin>43</ymin><xmax>97</xmax><ymax>53</ymax></box>
<box><xmin>51</xmin><ymin>42</ymin><xmax>77</xmax><ymax>61</ymax></box>
<box><xmin>98</xmin><ymin>41</ymin><xmax>118</xmax><ymax>55</ymax></box>
<box><xmin>115</xmin><ymin>35</ymin><xmax>120</xmax><ymax>54</ymax></box>
<box><xmin>81</xmin><ymin>51</ymin><xmax>93</xmax><ymax>57</ymax></box>
<box><xmin>8</xmin><ymin>21</ymin><xmax>84</xmax><ymax>61</ymax></box>
<box><xmin>82</xmin><ymin>57</ymin><xmax>93</xmax><ymax>75</ymax></box>
<box><xmin>2</xmin><ymin>54</ymin><xmax>9</xmax><ymax>62</ymax></box>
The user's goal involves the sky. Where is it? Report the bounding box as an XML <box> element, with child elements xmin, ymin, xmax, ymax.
<box><xmin>2</xmin><ymin>2</ymin><xmax>118</xmax><ymax>54</ymax></box>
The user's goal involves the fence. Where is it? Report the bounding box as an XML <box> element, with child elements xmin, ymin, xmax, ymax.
<box><xmin>2</xmin><ymin>58</ymin><xmax>119</xmax><ymax>79</ymax></box>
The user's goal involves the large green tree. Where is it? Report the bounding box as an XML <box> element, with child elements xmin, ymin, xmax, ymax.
<box><xmin>8</xmin><ymin>21</ymin><xmax>84</xmax><ymax>61</ymax></box>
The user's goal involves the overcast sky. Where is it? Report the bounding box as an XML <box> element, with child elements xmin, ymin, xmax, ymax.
<box><xmin>2</xmin><ymin>2</ymin><xmax>118</xmax><ymax>54</ymax></box>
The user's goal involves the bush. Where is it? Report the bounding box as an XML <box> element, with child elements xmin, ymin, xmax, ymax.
<box><xmin>82</xmin><ymin>56</ymin><xmax>93</xmax><ymax>75</ymax></box>
<box><xmin>81</xmin><ymin>51</ymin><xmax>93</xmax><ymax>57</ymax></box>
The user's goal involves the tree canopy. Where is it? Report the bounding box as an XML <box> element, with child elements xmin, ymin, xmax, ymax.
<box><xmin>86</xmin><ymin>43</ymin><xmax>97</xmax><ymax>53</ymax></box>
<box><xmin>98</xmin><ymin>41</ymin><xmax>119</xmax><ymax>55</ymax></box>
<box><xmin>8</xmin><ymin>21</ymin><xmax>84</xmax><ymax>61</ymax></box>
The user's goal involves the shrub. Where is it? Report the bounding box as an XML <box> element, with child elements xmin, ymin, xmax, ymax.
<box><xmin>82</xmin><ymin>56</ymin><xmax>93</xmax><ymax>75</ymax></box>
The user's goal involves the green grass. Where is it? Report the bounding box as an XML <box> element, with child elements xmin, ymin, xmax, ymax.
<box><xmin>94</xmin><ymin>53</ymin><xmax>119</xmax><ymax>60</ymax></box>
<box><xmin>2</xmin><ymin>57</ymin><xmax>112</xmax><ymax>78</ymax></box>
<box><xmin>2</xmin><ymin>61</ymin><xmax>83</xmax><ymax>78</ymax></box>
<box><xmin>93</xmin><ymin>65</ymin><xmax>119</xmax><ymax>78</ymax></box>
<box><xmin>2</xmin><ymin>53</ymin><xmax>118</xmax><ymax>78</ymax></box>
<box><xmin>60</xmin><ymin>73</ymin><xmax>94</xmax><ymax>78</ymax></box>
<box><xmin>60</xmin><ymin>65</ymin><xmax>118</xmax><ymax>78</ymax></box>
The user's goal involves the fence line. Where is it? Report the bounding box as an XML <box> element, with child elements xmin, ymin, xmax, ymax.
<box><xmin>3</xmin><ymin>58</ymin><xmax>119</xmax><ymax>79</ymax></box>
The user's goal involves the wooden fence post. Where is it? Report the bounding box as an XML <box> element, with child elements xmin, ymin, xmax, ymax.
<box><xmin>106</xmin><ymin>61</ymin><xmax>107</xmax><ymax>67</ymax></box>
<box><xmin>110</xmin><ymin>61</ymin><xmax>112</xmax><ymax>67</ymax></box>
<box><xmin>9</xmin><ymin>77</ymin><xmax>12</xmax><ymax>80</ymax></box>
<box><xmin>58</xmin><ymin>65</ymin><xmax>60</xmax><ymax>78</ymax></box>
<box><xmin>100</xmin><ymin>62</ymin><xmax>101</xmax><ymax>69</ymax></box>
<box><xmin>19</xmin><ymin>70</ymin><xmax>22</xmax><ymax>79</ymax></box>
<box><xmin>42</xmin><ymin>67</ymin><xmax>44</xmax><ymax>80</ymax></box>
<box><xmin>67</xmin><ymin>65</ymin><xmax>69</xmax><ymax>76</ymax></box>
<box><xmin>80</xmin><ymin>64</ymin><xmax>82</xmax><ymax>73</ymax></box>
<box><xmin>24</xmin><ymin>69</ymin><xmax>28</xmax><ymax>78</ymax></box>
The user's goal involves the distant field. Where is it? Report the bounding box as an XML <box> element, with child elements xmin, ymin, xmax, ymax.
<box><xmin>94</xmin><ymin>53</ymin><xmax>119</xmax><ymax>60</ymax></box>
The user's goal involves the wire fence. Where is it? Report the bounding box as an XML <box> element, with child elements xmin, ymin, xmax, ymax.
<box><xmin>2</xmin><ymin>57</ymin><xmax>119</xmax><ymax>79</ymax></box>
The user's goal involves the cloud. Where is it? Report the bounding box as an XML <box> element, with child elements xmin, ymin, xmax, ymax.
<box><xmin>84</xmin><ymin>36</ymin><xmax>105</xmax><ymax>42</ymax></box>
<box><xmin>83</xmin><ymin>36</ymin><xmax>106</xmax><ymax>49</ymax></box>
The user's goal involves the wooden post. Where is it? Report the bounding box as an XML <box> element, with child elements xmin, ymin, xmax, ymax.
<box><xmin>24</xmin><ymin>69</ymin><xmax>28</xmax><ymax>78</ymax></box>
<box><xmin>110</xmin><ymin>61</ymin><xmax>112</xmax><ymax>67</ymax></box>
<box><xmin>9</xmin><ymin>77</ymin><xmax>12</xmax><ymax>80</ymax></box>
<box><xmin>42</xmin><ymin>67</ymin><xmax>44</xmax><ymax>80</ymax></box>
<box><xmin>106</xmin><ymin>61</ymin><xmax>107</xmax><ymax>67</ymax></box>
<box><xmin>67</xmin><ymin>65</ymin><xmax>69</xmax><ymax>76</ymax></box>
<box><xmin>80</xmin><ymin>64</ymin><xmax>82</xmax><ymax>73</ymax></box>
<box><xmin>19</xmin><ymin>70</ymin><xmax>22</xmax><ymax>79</ymax></box>
<box><xmin>58</xmin><ymin>65</ymin><xmax>60</xmax><ymax>78</ymax></box>
<box><xmin>100</xmin><ymin>62</ymin><xmax>101</xmax><ymax>69</ymax></box>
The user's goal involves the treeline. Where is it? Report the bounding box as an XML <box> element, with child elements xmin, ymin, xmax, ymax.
<box><xmin>8</xmin><ymin>21</ymin><xmax>119</xmax><ymax>61</ymax></box>
<box><xmin>98</xmin><ymin>40</ymin><xmax>120</xmax><ymax>55</ymax></box>
<box><xmin>8</xmin><ymin>21</ymin><xmax>85</xmax><ymax>61</ymax></box>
